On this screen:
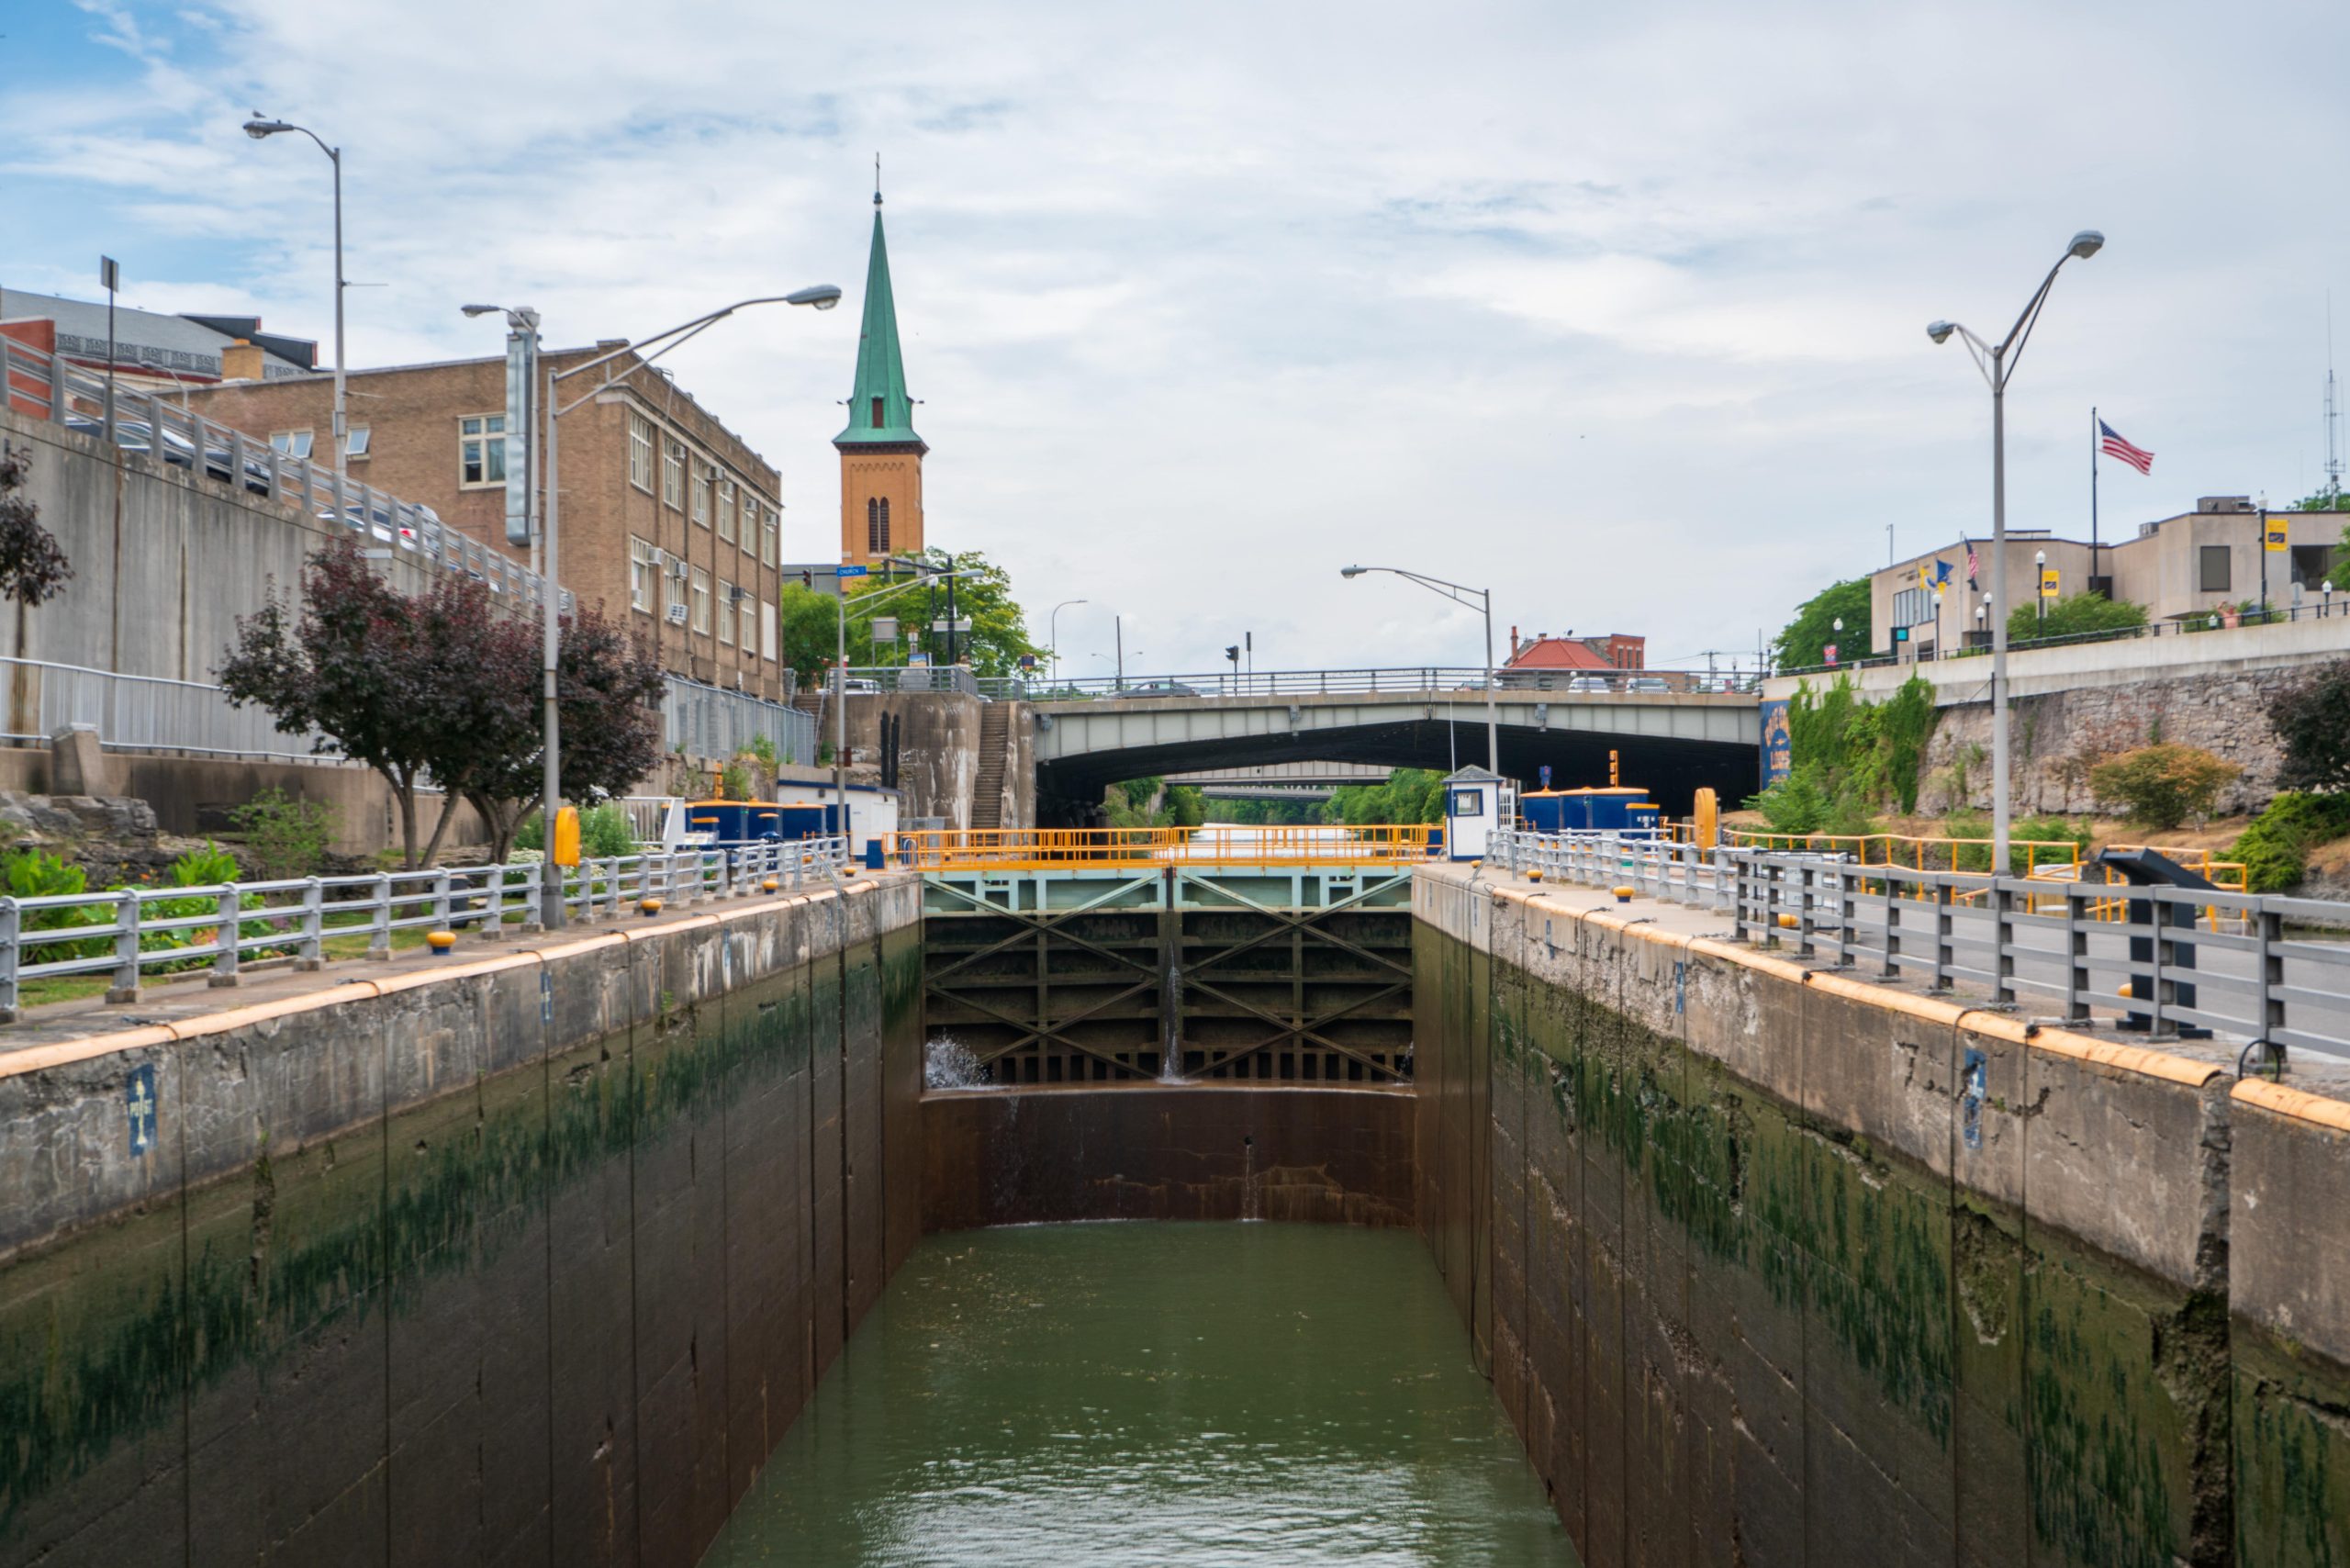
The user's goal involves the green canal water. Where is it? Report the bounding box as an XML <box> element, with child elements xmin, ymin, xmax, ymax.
<box><xmin>704</xmin><ymin>1222</ymin><xmax>1578</xmax><ymax>1567</ymax></box>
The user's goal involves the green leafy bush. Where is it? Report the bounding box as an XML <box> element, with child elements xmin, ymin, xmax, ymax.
<box><xmin>2</xmin><ymin>849</ymin><xmax>110</xmax><ymax>959</ymax></box>
<box><xmin>737</xmin><ymin>734</ymin><xmax>779</xmax><ymax>768</ymax></box>
<box><xmin>2008</xmin><ymin>593</ymin><xmax>2148</xmax><ymax>644</ymax></box>
<box><xmin>581</xmin><ymin>802</ymin><xmax>637</xmax><ymax>857</ymax></box>
<box><xmin>2268</xmin><ymin>659</ymin><xmax>2350</xmax><ymax>796</ymax></box>
<box><xmin>2010</xmin><ymin>814</ymin><xmax>2091</xmax><ymax>878</ymax></box>
<box><xmin>2088</xmin><ymin>744</ymin><xmax>2238</xmax><ymax>828</ymax></box>
<box><xmin>229</xmin><ymin>787</ymin><xmax>335</xmax><ymax>879</ymax></box>
<box><xmin>2227</xmin><ymin>793</ymin><xmax>2350</xmax><ymax>892</ymax></box>
<box><xmin>719</xmin><ymin>760</ymin><xmax>751</xmax><ymax>801</ymax></box>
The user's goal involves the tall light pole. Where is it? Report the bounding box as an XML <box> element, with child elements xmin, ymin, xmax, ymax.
<box><xmin>1927</xmin><ymin>229</ymin><xmax>2104</xmax><ymax>873</ymax></box>
<box><xmin>2035</xmin><ymin>548</ymin><xmax>2048</xmax><ymax>630</ymax></box>
<box><xmin>836</xmin><ymin>568</ymin><xmax>967</xmax><ymax>837</ymax></box>
<box><xmin>242</xmin><ymin>115</ymin><xmax>346</xmax><ymax>487</ymax></box>
<box><xmin>470</xmin><ymin>286</ymin><xmax>839</xmax><ymax>926</ymax></box>
<box><xmin>1047</xmin><ymin>599</ymin><xmax>1087</xmax><ymax>687</ymax></box>
<box><xmin>1341</xmin><ymin>564</ymin><xmax>1498</xmax><ymax>773</ymax></box>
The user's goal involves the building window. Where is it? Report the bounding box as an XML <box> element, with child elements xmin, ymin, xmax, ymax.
<box><xmin>718</xmin><ymin>580</ymin><xmax>736</xmax><ymax>644</ymax></box>
<box><xmin>629</xmin><ymin>537</ymin><xmax>655</xmax><ymax>611</ymax></box>
<box><xmin>739</xmin><ymin>590</ymin><xmax>756</xmax><ymax>651</ymax></box>
<box><xmin>666</xmin><ymin>554</ymin><xmax>688</xmax><ymax>621</ymax></box>
<box><xmin>271</xmin><ymin>430</ymin><xmax>314</xmax><ymax>460</ymax></box>
<box><xmin>718</xmin><ymin>477</ymin><xmax>736</xmax><ymax>543</ymax></box>
<box><xmin>741</xmin><ymin>498</ymin><xmax>758</xmax><ymax>555</ymax></box>
<box><xmin>690</xmin><ymin>566</ymin><xmax>711</xmax><ymax>633</ymax></box>
<box><xmin>2199</xmin><ymin>545</ymin><xmax>2232</xmax><ymax>594</ymax></box>
<box><xmin>870</xmin><ymin>396</ymin><xmax>884</xmax><ymax>430</ymax></box>
<box><xmin>691</xmin><ymin>467</ymin><xmax>710</xmax><ymax>527</ymax></box>
<box><xmin>344</xmin><ymin>426</ymin><xmax>370</xmax><ymax>460</ymax></box>
<box><xmin>628</xmin><ymin>416</ymin><xmax>654</xmax><ymax>491</ymax></box>
<box><xmin>663</xmin><ymin>440</ymin><xmax>686</xmax><ymax>510</ymax></box>
<box><xmin>761</xmin><ymin>509</ymin><xmax>778</xmax><ymax>566</ymax></box>
<box><xmin>1892</xmin><ymin>586</ymin><xmax>1938</xmax><ymax>628</ymax></box>
<box><xmin>459</xmin><ymin>414</ymin><xmax>506</xmax><ymax>487</ymax></box>
<box><xmin>867</xmin><ymin>496</ymin><xmax>890</xmax><ymax>555</ymax></box>
<box><xmin>761</xmin><ymin>599</ymin><xmax>777</xmax><ymax>661</ymax></box>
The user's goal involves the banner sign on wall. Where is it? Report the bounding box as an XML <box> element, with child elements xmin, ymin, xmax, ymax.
<box><xmin>1759</xmin><ymin>700</ymin><xmax>1793</xmax><ymax>787</ymax></box>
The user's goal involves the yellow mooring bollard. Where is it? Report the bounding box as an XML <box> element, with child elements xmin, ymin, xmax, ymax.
<box><xmin>1613</xmin><ymin>885</ymin><xmax>1635</xmax><ymax>904</ymax></box>
<box><xmin>639</xmin><ymin>896</ymin><xmax>665</xmax><ymax>918</ymax></box>
<box><xmin>762</xmin><ymin>877</ymin><xmax>780</xmax><ymax>893</ymax></box>
<box><xmin>426</xmin><ymin>930</ymin><xmax>457</xmax><ymax>953</ymax></box>
<box><xmin>1777</xmin><ymin>913</ymin><xmax>1800</xmax><ymax>929</ymax></box>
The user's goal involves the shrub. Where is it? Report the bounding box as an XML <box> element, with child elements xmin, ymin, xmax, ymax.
<box><xmin>737</xmin><ymin>734</ymin><xmax>779</xmax><ymax>768</ymax></box>
<box><xmin>581</xmin><ymin>802</ymin><xmax>636</xmax><ymax>857</ymax></box>
<box><xmin>229</xmin><ymin>787</ymin><xmax>336</xmax><ymax>879</ymax></box>
<box><xmin>2</xmin><ymin>849</ymin><xmax>110</xmax><ymax>958</ymax></box>
<box><xmin>2010</xmin><ymin>814</ymin><xmax>2091</xmax><ymax>878</ymax></box>
<box><xmin>719</xmin><ymin>760</ymin><xmax>751</xmax><ymax>801</ymax></box>
<box><xmin>1747</xmin><ymin>772</ymin><xmax>1829</xmax><ymax>834</ymax></box>
<box><xmin>2268</xmin><ymin>659</ymin><xmax>2350</xmax><ymax>796</ymax></box>
<box><xmin>2087</xmin><ymin>744</ymin><xmax>2239</xmax><ymax>829</ymax></box>
<box><xmin>2008</xmin><ymin>593</ymin><xmax>2148</xmax><ymax>644</ymax></box>
<box><xmin>2227</xmin><ymin>792</ymin><xmax>2350</xmax><ymax>893</ymax></box>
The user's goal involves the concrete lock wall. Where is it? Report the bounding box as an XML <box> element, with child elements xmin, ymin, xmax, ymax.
<box><xmin>0</xmin><ymin>875</ymin><xmax>923</xmax><ymax>1568</ymax></box>
<box><xmin>1414</xmin><ymin>866</ymin><xmax>2350</xmax><ymax>1567</ymax></box>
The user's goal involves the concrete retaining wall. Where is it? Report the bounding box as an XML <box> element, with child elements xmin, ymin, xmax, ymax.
<box><xmin>0</xmin><ymin>874</ymin><xmax>923</xmax><ymax>1568</ymax></box>
<box><xmin>1415</xmin><ymin>865</ymin><xmax>2350</xmax><ymax>1566</ymax></box>
<box><xmin>922</xmin><ymin>1084</ymin><xmax>1416</xmax><ymax>1229</ymax></box>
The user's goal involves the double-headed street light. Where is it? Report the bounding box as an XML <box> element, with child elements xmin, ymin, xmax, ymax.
<box><xmin>242</xmin><ymin>114</ymin><xmax>348</xmax><ymax>485</ymax></box>
<box><xmin>1341</xmin><ymin>565</ymin><xmax>1498</xmax><ymax>773</ymax></box>
<box><xmin>464</xmin><ymin>286</ymin><xmax>841</xmax><ymax>927</ymax></box>
<box><xmin>1926</xmin><ymin>229</ymin><xmax>2103</xmax><ymax>873</ymax></box>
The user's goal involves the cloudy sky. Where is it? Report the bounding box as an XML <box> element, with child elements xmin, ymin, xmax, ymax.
<box><xmin>7</xmin><ymin>0</ymin><xmax>2347</xmax><ymax>678</ymax></box>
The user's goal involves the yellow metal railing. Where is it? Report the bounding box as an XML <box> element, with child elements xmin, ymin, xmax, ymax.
<box><xmin>895</xmin><ymin>824</ymin><xmax>1439</xmax><ymax>871</ymax></box>
<box><xmin>1726</xmin><ymin>830</ymin><xmax>2082</xmax><ymax>877</ymax></box>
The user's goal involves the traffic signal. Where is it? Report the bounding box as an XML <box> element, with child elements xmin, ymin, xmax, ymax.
<box><xmin>1225</xmin><ymin>644</ymin><xmax>1239</xmax><ymax>664</ymax></box>
<box><xmin>800</xmin><ymin>569</ymin><xmax>813</xmax><ymax>588</ymax></box>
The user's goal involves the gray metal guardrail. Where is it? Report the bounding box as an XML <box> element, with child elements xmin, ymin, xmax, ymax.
<box><xmin>4</xmin><ymin>336</ymin><xmax>568</xmax><ymax>612</ymax></box>
<box><xmin>0</xmin><ymin>837</ymin><xmax>851</xmax><ymax>1021</ymax></box>
<box><xmin>948</xmin><ymin>666</ymin><xmax>1760</xmax><ymax>702</ymax></box>
<box><xmin>1490</xmin><ymin>828</ymin><xmax>2350</xmax><ymax>1064</ymax></box>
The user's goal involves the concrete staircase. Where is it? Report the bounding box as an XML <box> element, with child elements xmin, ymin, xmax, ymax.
<box><xmin>970</xmin><ymin>702</ymin><xmax>1010</xmax><ymax>830</ymax></box>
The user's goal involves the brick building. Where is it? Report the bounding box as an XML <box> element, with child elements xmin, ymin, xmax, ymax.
<box><xmin>1504</xmin><ymin>629</ymin><xmax>1647</xmax><ymax>670</ymax></box>
<box><xmin>186</xmin><ymin>347</ymin><xmax>792</xmax><ymax>700</ymax></box>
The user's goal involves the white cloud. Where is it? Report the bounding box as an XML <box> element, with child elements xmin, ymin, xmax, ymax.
<box><xmin>5</xmin><ymin>0</ymin><xmax>2346</xmax><ymax>687</ymax></box>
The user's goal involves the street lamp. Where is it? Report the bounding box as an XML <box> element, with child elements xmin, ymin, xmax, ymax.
<box><xmin>242</xmin><ymin>114</ymin><xmax>348</xmax><ymax>487</ymax></box>
<box><xmin>836</xmin><ymin>569</ymin><xmax>968</xmax><ymax>836</ymax></box>
<box><xmin>1342</xmin><ymin>564</ymin><xmax>1498</xmax><ymax>772</ymax></box>
<box><xmin>469</xmin><ymin>286</ymin><xmax>840</xmax><ymax>926</ymax></box>
<box><xmin>2035</xmin><ymin>548</ymin><xmax>2048</xmax><ymax>630</ymax></box>
<box><xmin>1047</xmin><ymin>599</ymin><xmax>1088</xmax><ymax>687</ymax></box>
<box><xmin>1926</xmin><ymin>228</ymin><xmax>2104</xmax><ymax>873</ymax></box>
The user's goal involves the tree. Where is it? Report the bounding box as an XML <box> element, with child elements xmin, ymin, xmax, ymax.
<box><xmin>2008</xmin><ymin>592</ymin><xmax>2148</xmax><ymax>644</ymax></box>
<box><xmin>874</xmin><ymin>549</ymin><xmax>1039</xmax><ymax>676</ymax></box>
<box><xmin>218</xmin><ymin>541</ymin><xmax>529</xmax><ymax>867</ymax></box>
<box><xmin>446</xmin><ymin>606</ymin><xmax>667</xmax><ymax>865</ymax></box>
<box><xmin>0</xmin><ymin>450</ymin><xmax>72</xmax><ymax>606</ymax></box>
<box><xmin>1772</xmin><ymin>577</ymin><xmax>1870</xmax><ymax>671</ymax></box>
<box><xmin>2269</xmin><ymin>658</ymin><xmax>2350</xmax><ymax>795</ymax></box>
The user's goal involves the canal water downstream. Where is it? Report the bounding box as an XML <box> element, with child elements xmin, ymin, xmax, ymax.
<box><xmin>703</xmin><ymin>1222</ymin><xmax>1576</xmax><ymax>1566</ymax></box>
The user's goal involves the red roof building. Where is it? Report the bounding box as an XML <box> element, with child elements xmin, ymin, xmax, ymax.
<box><xmin>1505</xmin><ymin>628</ymin><xmax>1645</xmax><ymax>671</ymax></box>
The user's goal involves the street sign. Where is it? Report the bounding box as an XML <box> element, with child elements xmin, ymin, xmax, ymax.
<box><xmin>871</xmin><ymin>616</ymin><xmax>899</xmax><ymax>644</ymax></box>
<box><xmin>838</xmin><ymin>564</ymin><xmax>870</xmax><ymax>577</ymax></box>
<box><xmin>98</xmin><ymin>256</ymin><xmax>120</xmax><ymax>292</ymax></box>
<box><xmin>2041</xmin><ymin>568</ymin><xmax>2059</xmax><ymax>599</ymax></box>
<box><xmin>930</xmin><ymin>618</ymin><xmax>972</xmax><ymax>634</ymax></box>
<box><xmin>2266</xmin><ymin>521</ymin><xmax>2288</xmax><ymax>554</ymax></box>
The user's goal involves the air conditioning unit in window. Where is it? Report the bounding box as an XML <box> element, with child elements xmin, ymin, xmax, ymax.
<box><xmin>666</xmin><ymin>604</ymin><xmax>688</xmax><ymax>626</ymax></box>
<box><xmin>670</xmin><ymin>559</ymin><xmax>690</xmax><ymax>580</ymax></box>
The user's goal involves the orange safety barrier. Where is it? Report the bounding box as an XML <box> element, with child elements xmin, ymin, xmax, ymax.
<box><xmin>896</xmin><ymin>824</ymin><xmax>1439</xmax><ymax>870</ymax></box>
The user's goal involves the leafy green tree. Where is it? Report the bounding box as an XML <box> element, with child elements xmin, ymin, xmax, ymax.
<box><xmin>2269</xmin><ymin>658</ymin><xmax>2350</xmax><ymax>794</ymax></box>
<box><xmin>2008</xmin><ymin>592</ymin><xmax>2148</xmax><ymax>644</ymax></box>
<box><xmin>0</xmin><ymin>450</ymin><xmax>71</xmax><ymax>606</ymax></box>
<box><xmin>2087</xmin><ymin>744</ymin><xmax>2238</xmax><ymax>828</ymax></box>
<box><xmin>1330</xmin><ymin>768</ymin><xmax>1446</xmax><ymax>824</ymax></box>
<box><xmin>878</xmin><ymin>549</ymin><xmax>1039</xmax><ymax>676</ymax></box>
<box><xmin>1772</xmin><ymin>577</ymin><xmax>1871</xmax><ymax>671</ymax></box>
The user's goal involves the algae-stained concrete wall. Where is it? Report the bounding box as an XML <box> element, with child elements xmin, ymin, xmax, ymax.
<box><xmin>1411</xmin><ymin>867</ymin><xmax>2315</xmax><ymax>1568</ymax></box>
<box><xmin>922</xmin><ymin>1084</ymin><xmax>1416</xmax><ymax>1229</ymax></box>
<box><xmin>0</xmin><ymin>877</ymin><xmax>923</xmax><ymax>1568</ymax></box>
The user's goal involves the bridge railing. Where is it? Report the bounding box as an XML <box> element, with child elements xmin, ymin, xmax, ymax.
<box><xmin>1490</xmin><ymin>828</ymin><xmax>2350</xmax><ymax>1062</ymax></box>
<box><xmin>0</xmin><ymin>836</ymin><xmax>850</xmax><ymax>1021</ymax></box>
<box><xmin>964</xmin><ymin>666</ymin><xmax>1762</xmax><ymax>702</ymax></box>
<box><xmin>897</xmin><ymin>824</ymin><xmax>1438</xmax><ymax>870</ymax></box>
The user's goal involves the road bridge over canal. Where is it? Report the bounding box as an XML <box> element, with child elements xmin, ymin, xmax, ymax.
<box><xmin>1014</xmin><ymin>667</ymin><xmax>1760</xmax><ymax>823</ymax></box>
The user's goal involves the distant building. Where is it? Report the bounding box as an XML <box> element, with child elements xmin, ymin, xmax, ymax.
<box><xmin>185</xmin><ymin>347</ymin><xmax>792</xmax><ymax>700</ymax></box>
<box><xmin>1869</xmin><ymin>498</ymin><xmax>2345</xmax><ymax>657</ymax></box>
<box><xmin>1505</xmin><ymin>629</ymin><xmax>1646</xmax><ymax>671</ymax></box>
<box><xmin>834</xmin><ymin>188</ymin><xmax>928</xmax><ymax>565</ymax></box>
<box><xmin>0</xmin><ymin>286</ymin><xmax>314</xmax><ymax>396</ymax></box>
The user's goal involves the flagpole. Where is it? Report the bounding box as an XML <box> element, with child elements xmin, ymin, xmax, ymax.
<box><xmin>2091</xmin><ymin>406</ymin><xmax>2101</xmax><ymax>597</ymax></box>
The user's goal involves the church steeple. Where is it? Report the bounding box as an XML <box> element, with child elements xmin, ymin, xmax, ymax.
<box><xmin>834</xmin><ymin>174</ymin><xmax>927</xmax><ymax>565</ymax></box>
<box><xmin>833</xmin><ymin>186</ymin><xmax>925</xmax><ymax>454</ymax></box>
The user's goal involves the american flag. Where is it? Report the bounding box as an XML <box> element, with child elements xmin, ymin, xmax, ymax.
<box><xmin>1964</xmin><ymin>543</ymin><xmax>1978</xmax><ymax>587</ymax></box>
<box><xmin>2099</xmin><ymin>420</ymin><xmax>2154</xmax><ymax>475</ymax></box>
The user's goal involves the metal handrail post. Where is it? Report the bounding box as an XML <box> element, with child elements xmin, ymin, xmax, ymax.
<box><xmin>211</xmin><ymin>887</ymin><xmax>241</xmax><ymax>986</ymax></box>
<box><xmin>108</xmin><ymin>890</ymin><xmax>141</xmax><ymax>1002</ymax></box>
<box><xmin>297</xmin><ymin>879</ymin><xmax>324</xmax><ymax>969</ymax></box>
<box><xmin>431</xmin><ymin>868</ymin><xmax>453</xmax><ymax>935</ymax></box>
<box><xmin>1993</xmin><ymin>879</ymin><xmax>2018</xmax><ymax>1008</ymax></box>
<box><xmin>368</xmin><ymin>873</ymin><xmax>392</xmax><ymax>958</ymax></box>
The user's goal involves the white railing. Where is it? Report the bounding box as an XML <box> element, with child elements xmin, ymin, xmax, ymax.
<box><xmin>1489</xmin><ymin>828</ymin><xmax>2350</xmax><ymax>1064</ymax></box>
<box><xmin>0</xmin><ymin>655</ymin><xmax>330</xmax><ymax>762</ymax></box>
<box><xmin>4</xmin><ymin>335</ymin><xmax>568</xmax><ymax>614</ymax></box>
<box><xmin>0</xmin><ymin>837</ymin><xmax>852</xmax><ymax>1020</ymax></box>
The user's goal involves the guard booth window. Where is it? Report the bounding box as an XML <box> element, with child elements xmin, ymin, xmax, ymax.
<box><xmin>1450</xmin><ymin>789</ymin><xmax>1482</xmax><ymax>816</ymax></box>
<box><xmin>2199</xmin><ymin>545</ymin><xmax>2232</xmax><ymax>593</ymax></box>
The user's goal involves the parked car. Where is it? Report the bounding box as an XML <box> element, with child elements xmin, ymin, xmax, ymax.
<box><xmin>1627</xmin><ymin>676</ymin><xmax>1673</xmax><ymax>693</ymax></box>
<box><xmin>1118</xmin><ymin>680</ymin><xmax>1200</xmax><ymax>699</ymax></box>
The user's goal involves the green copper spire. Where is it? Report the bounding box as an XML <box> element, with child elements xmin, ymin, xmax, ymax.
<box><xmin>834</xmin><ymin>188</ymin><xmax>925</xmax><ymax>452</ymax></box>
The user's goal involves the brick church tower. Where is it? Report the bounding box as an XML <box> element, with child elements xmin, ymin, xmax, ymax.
<box><xmin>834</xmin><ymin>184</ymin><xmax>926</xmax><ymax>564</ymax></box>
